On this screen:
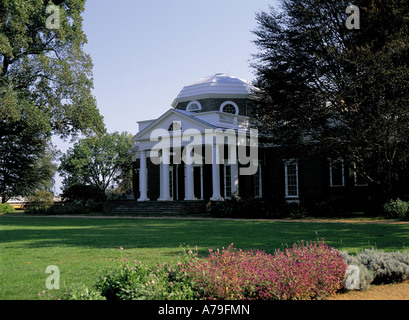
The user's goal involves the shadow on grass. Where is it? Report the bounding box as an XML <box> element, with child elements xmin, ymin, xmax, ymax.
<box><xmin>0</xmin><ymin>216</ymin><xmax>409</xmax><ymax>253</ymax></box>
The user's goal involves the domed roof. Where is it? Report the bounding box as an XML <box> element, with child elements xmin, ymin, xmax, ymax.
<box><xmin>172</xmin><ymin>73</ymin><xmax>257</xmax><ymax>107</ymax></box>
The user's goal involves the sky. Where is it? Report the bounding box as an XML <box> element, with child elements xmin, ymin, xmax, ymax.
<box><xmin>53</xmin><ymin>0</ymin><xmax>279</xmax><ymax>193</ymax></box>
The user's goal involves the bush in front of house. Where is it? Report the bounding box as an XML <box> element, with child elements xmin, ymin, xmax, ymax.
<box><xmin>208</xmin><ymin>197</ymin><xmax>285</xmax><ymax>219</ymax></box>
<box><xmin>0</xmin><ymin>203</ymin><xmax>15</xmax><ymax>214</ymax></box>
<box><xmin>383</xmin><ymin>198</ymin><xmax>409</xmax><ymax>220</ymax></box>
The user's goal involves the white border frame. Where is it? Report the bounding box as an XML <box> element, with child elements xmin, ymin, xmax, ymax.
<box><xmin>186</xmin><ymin>101</ymin><xmax>202</xmax><ymax>112</ymax></box>
<box><xmin>329</xmin><ymin>158</ymin><xmax>345</xmax><ymax>187</ymax></box>
<box><xmin>284</xmin><ymin>159</ymin><xmax>299</xmax><ymax>199</ymax></box>
<box><xmin>220</xmin><ymin>101</ymin><xmax>239</xmax><ymax>115</ymax></box>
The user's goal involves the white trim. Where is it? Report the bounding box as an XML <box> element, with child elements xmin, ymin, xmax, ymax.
<box><xmin>172</xmin><ymin>73</ymin><xmax>258</xmax><ymax>107</ymax></box>
<box><xmin>352</xmin><ymin>163</ymin><xmax>368</xmax><ymax>186</ymax></box>
<box><xmin>175</xmin><ymin>165</ymin><xmax>179</xmax><ymax>200</ymax></box>
<box><xmin>329</xmin><ymin>158</ymin><xmax>345</xmax><ymax>187</ymax></box>
<box><xmin>284</xmin><ymin>160</ymin><xmax>299</xmax><ymax>199</ymax></box>
<box><xmin>198</xmin><ymin>165</ymin><xmax>204</xmax><ymax>200</ymax></box>
<box><xmin>220</xmin><ymin>101</ymin><xmax>239</xmax><ymax>115</ymax></box>
<box><xmin>354</xmin><ymin>172</ymin><xmax>368</xmax><ymax>186</ymax></box>
<box><xmin>254</xmin><ymin>163</ymin><xmax>262</xmax><ymax>198</ymax></box>
<box><xmin>169</xmin><ymin>166</ymin><xmax>174</xmax><ymax>200</ymax></box>
<box><xmin>224</xmin><ymin>163</ymin><xmax>232</xmax><ymax>199</ymax></box>
<box><xmin>134</xmin><ymin>108</ymin><xmax>215</xmax><ymax>142</ymax></box>
<box><xmin>186</xmin><ymin>101</ymin><xmax>202</xmax><ymax>112</ymax></box>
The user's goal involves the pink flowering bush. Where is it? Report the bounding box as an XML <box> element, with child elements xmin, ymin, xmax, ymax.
<box><xmin>184</xmin><ymin>240</ymin><xmax>347</xmax><ymax>300</ymax></box>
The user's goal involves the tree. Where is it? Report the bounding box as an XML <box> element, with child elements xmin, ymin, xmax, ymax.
<box><xmin>0</xmin><ymin>0</ymin><xmax>104</xmax><ymax>138</ymax></box>
<box><xmin>59</xmin><ymin>132</ymin><xmax>133</xmax><ymax>193</ymax></box>
<box><xmin>0</xmin><ymin>95</ymin><xmax>58</xmax><ymax>202</ymax></box>
<box><xmin>251</xmin><ymin>0</ymin><xmax>409</xmax><ymax>212</ymax></box>
<box><xmin>0</xmin><ymin>0</ymin><xmax>105</xmax><ymax>201</ymax></box>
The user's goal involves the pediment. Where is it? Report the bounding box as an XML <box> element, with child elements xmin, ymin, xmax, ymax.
<box><xmin>134</xmin><ymin>109</ymin><xmax>215</xmax><ymax>142</ymax></box>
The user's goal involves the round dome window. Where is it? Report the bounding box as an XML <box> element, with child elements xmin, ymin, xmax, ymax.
<box><xmin>220</xmin><ymin>101</ymin><xmax>239</xmax><ymax>115</ymax></box>
<box><xmin>186</xmin><ymin>101</ymin><xmax>202</xmax><ymax>112</ymax></box>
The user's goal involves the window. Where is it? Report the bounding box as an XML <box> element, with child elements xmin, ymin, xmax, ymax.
<box><xmin>187</xmin><ymin>101</ymin><xmax>202</xmax><ymax>112</ymax></box>
<box><xmin>168</xmin><ymin>121</ymin><xmax>182</xmax><ymax>132</ymax></box>
<box><xmin>222</xmin><ymin>104</ymin><xmax>237</xmax><ymax>114</ymax></box>
<box><xmin>220</xmin><ymin>101</ymin><xmax>239</xmax><ymax>115</ymax></box>
<box><xmin>285</xmin><ymin>160</ymin><xmax>299</xmax><ymax>198</ymax></box>
<box><xmin>351</xmin><ymin>163</ymin><xmax>368</xmax><ymax>186</ymax></box>
<box><xmin>329</xmin><ymin>158</ymin><xmax>345</xmax><ymax>187</ymax></box>
<box><xmin>354</xmin><ymin>171</ymin><xmax>367</xmax><ymax>186</ymax></box>
<box><xmin>169</xmin><ymin>167</ymin><xmax>174</xmax><ymax>199</ymax></box>
<box><xmin>254</xmin><ymin>163</ymin><xmax>262</xmax><ymax>198</ymax></box>
<box><xmin>224</xmin><ymin>165</ymin><xmax>232</xmax><ymax>198</ymax></box>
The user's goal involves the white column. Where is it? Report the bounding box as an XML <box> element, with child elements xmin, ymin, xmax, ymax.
<box><xmin>158</xmin><ymin>148</ymin><xmax>172</xmax><ymax>201</ymax></box>
<box><xmin>184</xmin><ymin>146</ymin><xmax>195</xmax><ymax>200</ymax></box>
<box><xmin>210</xmin><ymin>143</ymin><xmax>222</xmax><ymax>201</ymax></box>
<box><xmin>138</xmin><ymin>150</ymin><xmax>149</xmax><ymax>201</ymax></box>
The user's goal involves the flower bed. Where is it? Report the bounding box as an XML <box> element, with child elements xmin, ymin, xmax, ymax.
<box><xmin>185</xmin><ymin>241</ymin><xmax>347</xmax><ymax>300</ymax></box>
<box><xmin>89</xmin><ymin>240</ymin><xmax>348</xmax><ymax>301</ymax></box>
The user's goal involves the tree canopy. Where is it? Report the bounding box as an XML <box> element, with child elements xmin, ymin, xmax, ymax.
<box><xmin>0</xmin><ymin>96</ymin><xmax>58</xmax><ymax>202</ymax></box>
<box><xmin>59</xmin><ymin>132</ymin><xmax>133</xmax><ymax>193</ymax></box>
<box><xmin>251</xmin><ymin>0</ymin><xmax>409</xmax><ymax>208</ymax></box>
<box><xmin>0</xmin><ymin>0</ymin><xmax>105</xmax><ymax>200</ymax></box>
<box><xmin>1</xmin><ymin>0</ymin><xmax>104</xmax><ymax>138</ymax></box>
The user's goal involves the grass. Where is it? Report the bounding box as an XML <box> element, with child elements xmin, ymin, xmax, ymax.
<box><xmin>1</xmin><ymin>215</ymin><xmax>409</xmax><ymax>300</ymax></box>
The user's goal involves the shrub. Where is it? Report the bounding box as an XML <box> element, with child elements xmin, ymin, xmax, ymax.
<box><xmin>95</xmin><ymin>249</ymin><xmax>197</xmax><ymax>300</ymax></box>
<box><xmin>355</xmin><ymin>249</ymin><xmax>409</xmax><ymax>284</ymax></box>
<box><xmin>62</xmin><ymin>184</ymin><xmax>107</xmax><ymax>204</ymax></box>
<box><xmin>27</xmin><ymin>190</ymin><xmax>54</xmax><ymax>210</ymax></box>
<box><xmin>25</xmin><ymin>199</ymin><xmax>103</xmax><ymax>215</ymax></box>
<box><xmin>208</xmin><ymin>197</ymin><xmax>283</xmax><ymax>219</ymax></box>
<box><xmin>339</xmin><ymin>251</ymin><xmax>374</xmax><ymax>291</ymax></box>
<box><xmin>283</xmin><ymin>202</ymin><xmax>307</xmax><ymax>219</ymax></box>
<box><xmin>0</xmin><ymin>203</ymin><xmax>15</xmax><ymax>214</ymax></box>
<box><xmin>25</xmin><ymin>202</ymin><xmax>90</xmax><ymax>215</ymax></box>
<box><xmin>383</xmin><ymin>198</ymin><xmax>409</xmax><ymax>220</ymax></box>
<box><xmin>185</xmin><ymin>241</ymin><xmax>347</xmax><ymax>300</ymax></box>
<box><xmin>42</xmin><ymin>286</ymin><xmax>104</xmax><ymax>300</ymax></box>
<box><xmin>340</xmin><ymin>249</ymin><xmax>409</xmax><ymax>287</ymax></box>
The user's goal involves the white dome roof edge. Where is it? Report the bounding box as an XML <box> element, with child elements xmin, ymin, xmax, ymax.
<box><xmin>173</xmin><ymin>73</ymin><xmax>257</xmax><ymax>105</ymax></box>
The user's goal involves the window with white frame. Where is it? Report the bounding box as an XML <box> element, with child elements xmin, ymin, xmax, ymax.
<box><xmin>284</xmin><ymin>160</ymin><xmax>299</xmax><ymax>198</ymax></box>
<box><xmin>220</xmin><ymin>101</ymin><xmax>239</xmax><ymax>115</ymax></box>
<box><xmin>186</xmin><ymin>101</ymin><xmax>202</xmax><ymax>112</ymax></box>
<box><xmin>224</xmin><ymin>165</ymin><xmax>232</xmax><ymax>199</ymax></box>
<box><xmin>329</xmin><ymin>158</ymin><xmax>345</xmax><ymax>187</ymax></box>
<box><xmin>254</xmin><ymin>163</ymin><xmax>262</xmax><ymax>198</ymax></box>
<box><xmin>351</xmin><ymin>163</ymin><xmax>368</xmax><ymax>186</ymax></box>
<box><xmin>168</xmin><ymin>121</ymin><xmax>182</xmax><ymax>132</ymax></box>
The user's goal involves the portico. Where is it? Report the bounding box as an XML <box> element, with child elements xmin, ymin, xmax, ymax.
<box><xmin>131</xmin><ymin>73</ymin><xmax>260</xmax><ymax>202</ymax></box>
<box><xmin>133</xmin><ymin>124</ymin><xmax>241</xmax><ymax>202</ymax></box>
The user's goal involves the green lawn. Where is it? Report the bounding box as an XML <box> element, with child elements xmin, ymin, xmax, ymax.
<box><xmin>1</xmin><ymin>215</ymin><xmax>408</xmax><ymax>300</ymax></box>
